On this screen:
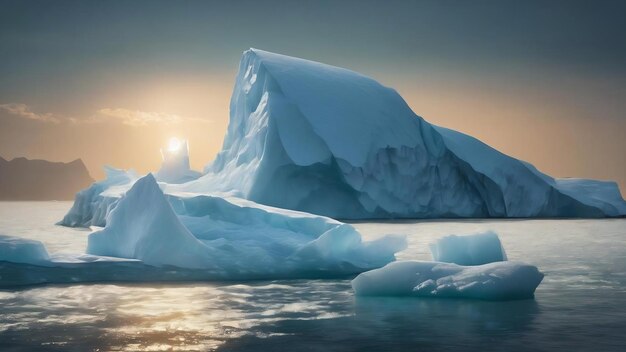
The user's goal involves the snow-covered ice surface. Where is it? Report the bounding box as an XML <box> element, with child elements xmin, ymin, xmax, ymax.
<box><xmin>429</xmin><ymin>231</ymin><xmax>507</xmax><ymax>265</ymax></box>
<box><xmin>352</xmin><ymin>261</ymin><xmax>542</xmax><ymax>299</ymax></box>
<box><xmin>1</xmin><ymin>202</ymin><xmax>626</xmax><ymax>351</ymax></box>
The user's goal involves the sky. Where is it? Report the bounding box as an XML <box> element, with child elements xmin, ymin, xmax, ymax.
<box><xmin>1</xmin><ymin>0</ymin><xmax>625</xmax><ymax>193</ymax></box>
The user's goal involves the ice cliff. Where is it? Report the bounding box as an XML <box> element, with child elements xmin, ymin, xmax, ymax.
<box><xmin>189</xmin><ymin>49</ymin><xmax>626</xmax><ymax>218</ymax></box>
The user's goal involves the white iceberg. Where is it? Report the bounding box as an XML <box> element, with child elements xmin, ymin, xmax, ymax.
<box><xmin>429</xmin><ymin>231</ymin><xmax>507</xmax><ymax>265</ymax></box>
<box><xmin>87</xmin><ymin>174</ymin><xmax>406</xmax><ymax>277</ymax></box>
<box><xmin>351</xmin><ymin>260</ymin><xmax>544</xmax><ymax>300</ymax></box>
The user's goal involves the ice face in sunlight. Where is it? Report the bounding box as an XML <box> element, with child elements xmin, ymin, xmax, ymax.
<box><xmin>429</xmin><ymin>231</ymin><xmax>507</xmax><ymax>265</ymax></box>
<box><xmin>351</xmin><ymin>260</ymin><xmax>544</xmax><ymax>300</ymax></box>
<box><xmin>87</xmin><ymin>174</ymin><xmax>406</xmax><ymax>276</ymax></box>
<box><xmin>0</xmin><ymin>234</ymin><xmax>50</xmax><ymax>265</ymax></box>
<box><xmin>156</xmin><ymin>138</ymin><xmax>202</xmax><ymax>184</ymax></box>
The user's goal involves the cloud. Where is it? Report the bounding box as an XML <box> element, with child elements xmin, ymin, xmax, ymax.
<box><xmin>0</xmin><ymin>103</ymin><xmax>61</xmax><ymax>123</ymax></box>
<box><xmin>95</xmin><ymin>108</ymin><xmax>184</xmax><ymax>126</ymax></box>
<box><xmin>1</xmin><ymin>103</ymin><xmax>211</xmax><ymax>126</ymax></box>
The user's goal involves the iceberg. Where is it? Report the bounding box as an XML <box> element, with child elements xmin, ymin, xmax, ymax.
<box><xmin>1</xmin><ymin>173</ymin><xmax>405</xmax><ymax>286</ymax></box>
<box><xmin>59</xmin><ymin>49</ymin><xmax>626</xmax><ymax>224</ymax></box>
<box><xmin>351</xmin><ymin>260</ymin><xmax>544</xmax><ymax>300</ymax></box>
<box><xmin>184</xmin><ymin>48</ymin><xmax>625</xmax><ymax>219</ymax></box>
<box><xmin>87</xmin><ymin>174</ymin><xmax>406</xmax><ymax>277</ymax></box>
<box><xmin>429</xmin><ymin>231</ymin><xmax>507</xmax><ymax>265</ymax></box>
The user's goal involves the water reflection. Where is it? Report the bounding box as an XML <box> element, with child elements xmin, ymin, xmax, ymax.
<box><xmin>217</xmin><ymin>296</ymin><xmax>541</xmax><ymax>352</ymax></box>
<box><xmin>0</xmin><ymin>280</ymin><xmax>353</xmax><ymax>351</ymax></box>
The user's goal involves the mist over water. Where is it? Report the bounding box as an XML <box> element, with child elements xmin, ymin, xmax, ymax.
<box><xmin>1</xmin><ymin>202</ymin><xmax>625</xmax><ymax>351</ymax></box>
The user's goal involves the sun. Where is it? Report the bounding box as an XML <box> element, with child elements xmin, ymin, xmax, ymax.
<box><xmin>167</xmin><ymin>137</ymin><xmax>183</xmax><ymax>152</ymax></box>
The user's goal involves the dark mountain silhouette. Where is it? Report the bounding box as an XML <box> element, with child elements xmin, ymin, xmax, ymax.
<box><xmin>0</xmin><ymin>156</ymin><xmax>94</xmax><ymax>200</ymax></box>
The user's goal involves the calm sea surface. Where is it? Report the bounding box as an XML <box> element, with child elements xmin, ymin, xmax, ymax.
<box><xmin>1</xmin><ymin>202</ymin><xmax>625</xmax><ymax>351</ymax></box>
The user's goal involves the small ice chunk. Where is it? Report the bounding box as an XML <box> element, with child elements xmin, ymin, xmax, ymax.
<box><xmin>0</xmin><ymin>234</ymin><xmax>50</xmax><ymax>265</ymax></box>
<box><xmin>429</xmin><ymin>231</ymin><xmax>507</xmax><ymax>265</ymax></box>
<box><xmin>352</xmin><ymin>260</ymin><xmax>543</xmax><ymax>300</ymax></box>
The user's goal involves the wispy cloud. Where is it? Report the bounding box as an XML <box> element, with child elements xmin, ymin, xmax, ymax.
<box><xmin>1</xmin><ymin>103</ymin><xmax>211</xmax><ymax>126</ymax></box>
<box><xmin>95</xmin><ymin>108</ymin><xmax>185</xmax><ymax>126</ymax></box>
<box><xmin>0</xmin><ymin>103</ymin><xmax>61</xmax><ymax>123</ymax></box>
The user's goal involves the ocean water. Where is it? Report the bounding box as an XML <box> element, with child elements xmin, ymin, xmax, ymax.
<box><xmin>1</xmin><ymin>201</ymin><xmax>625</xmax><ymax>351</ymax></box>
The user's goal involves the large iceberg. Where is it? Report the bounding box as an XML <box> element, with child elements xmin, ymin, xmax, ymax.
<box><xmin>351</xmin><ymin>261</ymin><xmax>544</xmax><ymax>300</ymax></box>
<box><xmin>59</xmin><ymin>49</ymin><xmax>626</xmax><ymax>223</ymax></box>
<box><xmin>185</xmin><ymin>49</ymin><xmax>625</xmax><ymax>219</ymax></box>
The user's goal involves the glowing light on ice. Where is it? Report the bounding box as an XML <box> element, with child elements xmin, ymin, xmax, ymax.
<box><xmin>167</xmin><ymin>137</ymin><xmax>183</xmax><ymax>153</ymax></box>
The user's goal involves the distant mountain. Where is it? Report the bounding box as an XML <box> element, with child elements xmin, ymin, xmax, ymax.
<box><xmin>0</xmin><ymin>156</ymin><xmax>94</xmax><ymax>200</ymax></box>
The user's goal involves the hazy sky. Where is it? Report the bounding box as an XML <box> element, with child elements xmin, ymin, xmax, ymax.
<box><xmin>1</xmin><ymin>0</ymin><xmax>625</xmax><ymax>193</ymax></box>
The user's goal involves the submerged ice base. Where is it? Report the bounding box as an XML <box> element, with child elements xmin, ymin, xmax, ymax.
<box><xmin>351</xmin><ymin>260</ymin><xmax>544</xmax><ymax>300</ymax></box>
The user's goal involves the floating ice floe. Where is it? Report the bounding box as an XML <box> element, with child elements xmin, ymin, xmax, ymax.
<box><xmin>353</xmin><ymin>231</ymin><xmax>542</xmax><ymax>300</ymax></box>
<box><xmin>351</xmin><ymin>260</ymin><xmax>543</xmax><ymax>300</ymax></box>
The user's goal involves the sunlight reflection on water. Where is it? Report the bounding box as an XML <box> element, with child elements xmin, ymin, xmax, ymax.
<box><xmin>0</xmin><ymin>280</ymin><xmax>353</xmax><ymax>351</ymax></box>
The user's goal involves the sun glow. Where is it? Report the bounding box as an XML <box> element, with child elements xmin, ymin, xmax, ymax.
<box><xmin>168</xmin><ymin>137</ymin><xmax>182</xmax><ymax>152</ymax></box>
